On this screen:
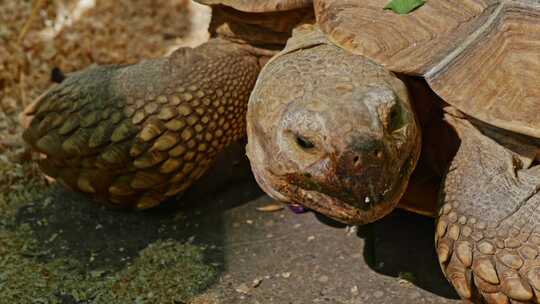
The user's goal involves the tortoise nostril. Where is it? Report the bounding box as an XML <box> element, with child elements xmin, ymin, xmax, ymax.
<box><xmin>375</xmin><ymin>149</ymin><xmax>383</xmax><ymax>159</ymax></box>
<box><xmin>295</xmin><ymin>135</ymin><xmax>315</xmax><ymax>149</ymax></box>
<box><xmin>353</xmin><ymin>155</ymin><xmax>360</xmax><ymax>166</ymax></box>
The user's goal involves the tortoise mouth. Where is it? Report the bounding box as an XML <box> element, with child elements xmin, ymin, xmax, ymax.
<box><xmin>250</xmin><ymin>153</ymin><xmax>417</xmax><ymax>225</ymax></box>
<box><xmin>281</xmin><ymin>182</ymin><xmax>403</xmax><ymax>225</ymax></box>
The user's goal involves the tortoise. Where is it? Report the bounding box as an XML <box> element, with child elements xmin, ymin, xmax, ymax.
<box><xmin>21</xmin><ymin>0</ymin><xmax>540</xmax><ymax>303</ymax></box>
<box><xmin>245</xmin><ymin>0</ymin><xmax>540</xmax><ymax>303</ymax></box>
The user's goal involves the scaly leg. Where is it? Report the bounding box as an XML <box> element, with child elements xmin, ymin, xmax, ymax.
<box><xmin>23</xmin><ymin>39</ymin><xmax>261</xmax><ymax>209</ymax></box>
<box><xmin>437</xmin><ymin>112</ymin><xmax>540</xmax><ymax>303</ymax></box>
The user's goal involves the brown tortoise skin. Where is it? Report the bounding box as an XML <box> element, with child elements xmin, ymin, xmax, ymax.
<box><xmin>23</xmin><ymin>39</ymin><xmax>260</xmax><ymax>209</ymax></box>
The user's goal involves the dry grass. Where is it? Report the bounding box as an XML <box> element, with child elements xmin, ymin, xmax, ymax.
<box><xmin>0</xmin><ymin>0</ymin><xmax>193</xmax><ymax>189</ymax></box>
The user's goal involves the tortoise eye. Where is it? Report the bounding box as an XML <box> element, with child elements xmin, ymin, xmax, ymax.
<box><xmin>387</xmin><ymin>103</ymin><xmax>407</xmax><ymax>133</ymax></box>
<box><xmin>295</xmin><ymin>135</ymin><xmax>315</xmax><ymax>149</ymax></box>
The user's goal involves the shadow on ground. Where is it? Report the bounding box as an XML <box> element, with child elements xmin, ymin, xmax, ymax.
<box><xmin>356</xmin><ymin>210</ymin><xmax>459</xmax><ymax>299</ymax></box>
<box><xmin>12</xmin><ymin>143</ymin><xmax>459</xmax><ymax>303</ymax></box>
<box><xmin>10</xmin><ymin>143</ymin><xmax>260</xmax><ymax>303</ymax></box>
<box><xmin>313</xmin><ymin>209</ymin><xmax>459</xmax><ymax>300</ymax></box>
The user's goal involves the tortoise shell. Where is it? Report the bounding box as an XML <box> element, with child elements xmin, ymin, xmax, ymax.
<box><xmin>315</xmin><ymin>0</ymin><xmax>540</xmax><ymax>138</ymax></box>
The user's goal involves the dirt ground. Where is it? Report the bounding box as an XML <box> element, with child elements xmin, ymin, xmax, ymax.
<box><xmin>3</xmin><ymin>151</ymin><xmax>462</xmax><ymax>304</ymax></box>
<box><xmin>0</xmin><ymin>1</ymin><xmax>460</xmax><ymax>303</ymax></box>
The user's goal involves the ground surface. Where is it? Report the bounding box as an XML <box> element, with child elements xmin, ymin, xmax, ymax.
<box><xmin>1</xmin><ymin>149</ymin><xmax>462</xmax><ymax>303</ymax></box>
<box><xmin>0</xmin><ymin>1</ymin><xmax>461</xmax><ymax>303</ymax></box>
<box><xmin>9</xmin><ymin>162</ymin><xmax>461</xmax><ymax>304</ymax></box>
<box><xmin>185</xmin><ymin>183</ymin><xmax>462</xmax><ymax>304</ymax></box>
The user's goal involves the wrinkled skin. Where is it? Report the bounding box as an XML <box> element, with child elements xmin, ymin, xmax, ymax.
<box><xmin>247</xmin><ymin>28</ymin><xmax>421</xmax><ymax>224</ymax></box>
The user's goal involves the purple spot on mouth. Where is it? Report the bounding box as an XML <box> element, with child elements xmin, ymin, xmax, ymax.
<box><xmin>288</xmin><ymin>203</ymin><xmax>308</xmax><ymax>214</ymax></box>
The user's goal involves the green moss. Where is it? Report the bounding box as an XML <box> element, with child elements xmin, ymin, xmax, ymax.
<box><xmin>101</xmin><ymin>240</ymin><xmax>216</xmax><ymax>303</ymax></box>
<box><xmin>0</xmin><ymin>157</ymin><xmax>217</xmax><ymax>304</ymax></box>
<box><xmin>0</xmin><ymin>156</ymin><xmax>47</xmax><ymax>222</ymax></box>
<box><xmin>0</xmin><ymin>227</ymin><xmax>216</xmax><ymax>303</ymax></box>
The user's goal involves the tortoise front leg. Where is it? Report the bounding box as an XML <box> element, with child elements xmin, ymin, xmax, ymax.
<box><xmin>23</xmin><ymin>39</ymin><xmax>261</xmax><ymax>209</ymax></box>
<box><xmin>436</xmin><ymin>113</ymin><xmax>540</xmax><ymax>303</ymax></box>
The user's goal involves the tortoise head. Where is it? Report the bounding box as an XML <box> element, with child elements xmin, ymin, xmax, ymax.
<box><xmin>246</xmin><ymin>27</ymin><xmax>421</xmax><ymax>225</ymax></box>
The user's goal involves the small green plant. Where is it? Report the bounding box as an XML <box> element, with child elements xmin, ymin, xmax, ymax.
<box><xmin>384</xmin><ymin>0</ymin><xmax>426</xmax><ymax>14</ymax></box>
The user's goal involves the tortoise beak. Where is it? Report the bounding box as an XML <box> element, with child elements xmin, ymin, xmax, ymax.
<box><xmin>275</xmin><ymin>143</ymin><xmax>418</xmax><ymax>224</ymax></box>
